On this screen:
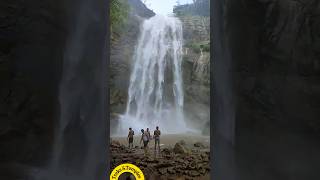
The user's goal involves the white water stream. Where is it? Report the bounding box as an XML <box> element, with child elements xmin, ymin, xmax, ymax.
<box><xmin>117</xmin><ymin>15</ymin><xmax>189</xmax><ymax>134</ymax></box>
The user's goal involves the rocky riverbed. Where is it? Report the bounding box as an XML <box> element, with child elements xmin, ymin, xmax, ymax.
<box><xmin>110</xmin><ymin>135</ymin><xmax>210</xmax><ymax>180</ymax></box>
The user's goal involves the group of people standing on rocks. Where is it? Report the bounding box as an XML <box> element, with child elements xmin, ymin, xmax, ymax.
<box><xmin>127</xmin><ymin>126</ymin><xmax>161</xmax><ymax>156</ymax></box>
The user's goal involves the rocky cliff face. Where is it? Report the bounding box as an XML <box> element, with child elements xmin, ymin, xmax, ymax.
<box><xmin>179</xmin><ymin>16</ymin><xmax>210</xmax><ymax>134</ymax></box>
<box><xmin>212</xmin><ymin>0</ymin><xmax>320</xmax><ymax>179</ymax></box>
<box><xmin>180</xmin><ymin>16</ymin><xmax>210</xmax><ymax>42</ymax></box>
<box><xmin>110</xmin><ymin>0</ymin><xmax>154</xmax><ymax>118</ymax></box>
<box><xmin>0</xmin><ymin>0</ymin><xmax>108</xmax><ymax>179</ymax></box>
<box><xmin>126</xmin><ymin>0</ymin><xmax>155</xmax><ymax>18</ymax></box>
<box><xmin>0</xmin><ymin>0</ymin><xmax>62</xmax><ymax>169</ymax></box>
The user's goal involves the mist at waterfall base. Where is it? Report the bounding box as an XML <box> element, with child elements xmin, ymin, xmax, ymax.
<box><xmin>115</xmin><ymin>15</ymin><xmax>200</xmax><ymax>136</ymax></box>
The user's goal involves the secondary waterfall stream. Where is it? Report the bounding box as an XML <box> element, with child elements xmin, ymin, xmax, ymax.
<box><xmin>117</xmin><ymin>15</ymin><xmax>188</xmax><ymax>134</ymax></box>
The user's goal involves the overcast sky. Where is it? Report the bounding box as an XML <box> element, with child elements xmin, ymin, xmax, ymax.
<box><xmin>144</xmin><ymin>0</ymin><xmax>193</xmax><ymax>15</ymax></box>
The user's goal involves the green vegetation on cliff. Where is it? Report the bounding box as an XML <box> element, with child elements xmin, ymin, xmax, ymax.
<box><xmin>173</xmin><ymin>0</ymin><xmax>210</xmax><ymax>17</ymax></box>
<box><xmin>186</xmin><ymin>41</ymin><xmax>210</xmax><ymax>53</ymax></box>
<box><xmin>174</xmin><ymin>0</ymin><xmax>210</xmax><ymax>53</ymax></box>
<box><xmin>110</xmin><ymin>0</ymin><xmax>129</xmax><ymax>39</ymax></box>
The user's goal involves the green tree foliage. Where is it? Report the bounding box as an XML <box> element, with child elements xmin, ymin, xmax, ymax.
<box><xmin>173</xmin><ymin>0</ymin><xmax>209</xmax><ymax>17</ymax></box>
<box><xmin>185</xmin><ymin>41</ymin><xmax>210</xmax><ymax>53</ymax></box>
<box><xmin>110</xmin><ymin>0</ymin><xmax>129</xmax><ymax>39</ymax></box>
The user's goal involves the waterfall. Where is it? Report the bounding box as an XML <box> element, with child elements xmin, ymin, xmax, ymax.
<box><xmin>117</xmin><ymin>15</ymin><xmax>187</xmax><ymax>134</ymax></box>
<box><xmin>193</xmin><ymin>48</ymin><xmax>210</xmax><ymax>84</ymax></box>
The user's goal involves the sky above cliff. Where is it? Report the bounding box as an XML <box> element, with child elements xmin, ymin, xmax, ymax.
<box><xmin>145</xmin><ymin>0</ymin><xmax>193</xmax><ymax>15</ymax></box>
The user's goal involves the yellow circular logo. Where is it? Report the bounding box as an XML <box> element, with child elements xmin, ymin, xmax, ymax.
<box><xmin>110</xmin><ymin>163</ymin><xmax>144</xmax><ymax>180</ymax></box>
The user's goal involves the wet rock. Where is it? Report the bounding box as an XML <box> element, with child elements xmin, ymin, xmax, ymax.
<box><xmin>167</xmin><ymin>177</ymin><xmax>177</xmax><ymax>180</ymax></box>
<box><xmin>190</xmin><ymin>170</ymin><xmax>200</xmax><ymax>177</ymax></box>
<box><xmin>189</xmin><ymin>164</ymin><xmax>197</xmax><ymax>170</ymax></box>
<box><xmin>173</xmin><ymin>143</ymin><xmax>188</xmax><ymax>154</ymax></box>
<box><xmin>163</xmin><ymin>154</ymin><xmax>172</xmax><ymax>159</ymax></box>
<box><xmin>158</xmin><ymin>168</ymin><xmax>167</xmax><ymax>175</ymax></box>
<box><xmin>191</xmin><ymin>149</ymin><xmax>200</xmax><ymax>153</ymax></box>
<box><xmin>155</xmin><ymin>162</ymin><xmax>172</xmax><ymax>168</ymax></box>
<box><xmin>167</xmin><ymin>167</ymin><xmax>175</xmax><ymax>174</ymax></box>
<box><xmin>161</xmin><ymin>148</ymin><xmax>172</xmax><ymax>155</ymax></box>
<box><xmin>111</xmin><ymin>140</ymin><xmax>121</xmax><ymax>148</ymax></box>
<box><xmin>199</xmin><ymin>168</ymin><xmax>206</xmax><ymax>175</ymax></box>
<box><xmin>145</xmin><ymin>158</ymin><xmax>159</xmax><ymax>163</ymax></box>
<box><xmin>175</xmin><ymin>158</ymin><xmax>185</xmax><ymax>163</ymax></box>
<box><xmin>194</xmin><ymin>142</ymin><xmax>205</xmax><ymax>148</ymax></box>
<box><xmin>178</xmin><ymin>140</ymin><xmax>186</xmax><ymax>146</ymax></box>
<box><xmin>139</xmin><ymin>162</ymin><xmax>148</xmax><ymax>167</ymax></box>
<box><xmin>120</xmin><ymin>145</ymin><xmax>126</xmax><ymax>150</ymax></box>
<box><xmin>200</xmin><ymin>153</ymin><xmax>209</xmax><ymax>162</ymax></box>
<box><xmin>110</xmin><ymin>140</ymin><xmax>210</xmax><ymax>179</ymax></box>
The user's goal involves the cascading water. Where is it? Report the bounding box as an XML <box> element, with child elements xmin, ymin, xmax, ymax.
<box><xmin>117</xmin><ymin>15</ymin><xmax>188</xmax><ymax>134</ymax></box>
<box><xmin>193</xmin><ymin>48</ymin><xmax>210</xmax><ymax>84</ymax></box>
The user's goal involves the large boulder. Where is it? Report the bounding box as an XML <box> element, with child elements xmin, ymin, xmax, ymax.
<box><xmin>173</xmin><ymin>142</ymin><xmax>188</xmax><ymax>154</ymax></box>
<box><xmin>194</xmin><ymin>142</ymin><xmax>205</xmax><ymax>148</ymax></box>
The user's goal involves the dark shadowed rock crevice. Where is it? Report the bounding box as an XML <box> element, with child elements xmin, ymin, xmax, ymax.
<box><xmin>213</xmin><ymin>0</ymin><xmax>320</xmax><ymax>179</ymax></box>
<box><xmin>0</xmin><ymin>0</ymin><xmax>63</xmax><ymax>168</ymax></box>
<box><xmin>0</xmin><ymin>0</ymin><xmax>108</xmax><ymax>179</ymax></box>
